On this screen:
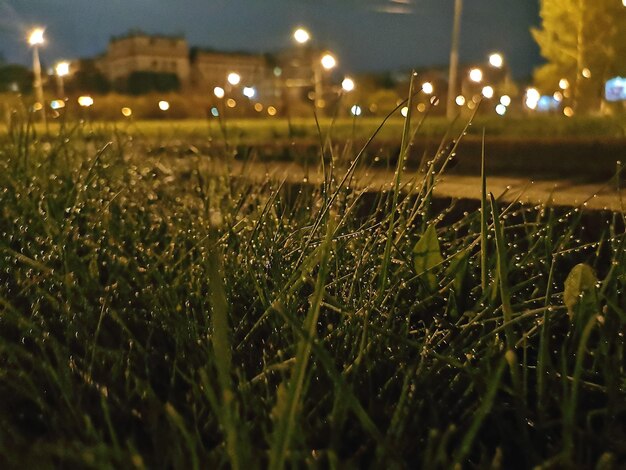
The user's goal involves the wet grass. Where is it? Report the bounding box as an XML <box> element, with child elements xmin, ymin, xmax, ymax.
<box><xmin>0</xmin><ymin>112</ymin><xmax>625</xmax><ymax>469</ymax></box>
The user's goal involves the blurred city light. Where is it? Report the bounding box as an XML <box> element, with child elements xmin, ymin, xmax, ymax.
<box><xmin>158</xmin><ymin>100</ymin><xmax>170</xmax><ymax>111</ymax></box>
<box><xmin>213</xmin><ymin>86</ymin><xmax>225</xmax><ymax>98</ymax></box>
<box><xmin>421</xmin><ymin>81</ymin><xmax>434</xmax><ymax>95</ymax></box>
<box><xmin>28</xmin><ymin>28</ymin><xmax>45</xmax><ymax>46</ymax></box>
<box><xmin>341</xmin><ymin>77</ymin><xmax>355</xmax><ymax>92</ymax></box>
<box><xmin>482</xmin><ymin>86</ymin><xmax>494</xmax><ymax>99</ymax></box>
<box><xmin>525</xmin><ymin>87</ymin><xmax>540</xmax><ymax>110</ymax></box>
<box><xmin>293</xmin><ymin>27</ymin><xmax>310</xmax><ymax>44</ymax></box>
<box><xmin>526</xmin><ymin>88</ymin><xmax>540</xmax><ymax>101</ymax></box>
<box><xmin>210</xmin><ymin>107</ymin><xmax>219</xmax><ymax>117</ymax></box>
<box><xmin>254</xmin><ymin>103</ymin><xmax>263</xmax><ymax>112</ymax></box>
<box><xmin>563</xmin><ymin>106</ymin><xmax>574</xmax><ymax>117</ymax></box>
<box><xmin>469</xmin><ymin>68</ymin><xmax>483</xmax><ymax>83</ymax></box>
<box><xmin>267</xmin><ymin>106</ymin><xmax>277</xmax><ymax>116</ymax></box>
<box><xmin>77</xmin><ymin>96</ymin><xmax>94</xmax><ymax>107</ymax></box>
<box><xmin>50</xmin><ymin>100</ymin><xmax>65</xmax><ymax>110</ymax></box>
<box><xmin>488</xmin><ymin>53</ymin><xmax>504</xmax><ymax>68</ymax></box>
<box><xmin>500</xmin><ymin>95</ymin><xmax>511</xmax><ymax>107</ymax></box>
<box><xmin>553</xmin><ymin>91</ymin><xmax>563</xmax><ymax>102</ymax></box>
<box><xmin>582</xmin><ymin>68</ymin><xmax>591</xmax><ymax>78</ymax></box>
<box><xmin>227</xmin><ymin>72</ymin><xmax>241</xmax><ymax>85</ymax></box>
<box><xmin>559</xmin><ymin>78</ymin><xmax>570</xmax><ymax>90</ymax></box>
<box><xmin>495</xmin><ymin>104</ymin><xmax>507</xmax><ymax>116</ymax></box>
<box><xmin>226</xmin><ymin>98</ymin><xmax>237</xmax><ymax>108</ymax></box>
<box><xmin>350</xmin><ymin>105</ymin><xmax>362</xmax><ymax>116</ymax></box>
<box><xmin>455</xmin><ymin>95</ymin><xmax>466</xmax><ymax>106</ymax></box>
<box><xmin>243</xmin><ymin>86</ymin><xmax>256</xmax><ymax>98</ymax></box>
<box><xmin>400</xmin><ymin>106</ymin><xmax>409</xmax><ymax>117</ymax></box>
<box><xmin>55</xmin><ymin>61</ymin><xmax>70</xmax><ymax>77</ymax></box>
<box><xmin>121</xmin><ymin>107</ymin><xmax>132</xmax><ymax>117</ymax></box>
<box><xmin>320</xmin><ymin>53</ymin><xmax>337</xmax><ymax>70</ymax></box>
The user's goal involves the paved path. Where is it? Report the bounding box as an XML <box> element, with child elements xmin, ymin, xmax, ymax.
<box><xmin>221</xmin><ymin>160</ymin><xmax>626</xmax><ymax>212</ymax></box>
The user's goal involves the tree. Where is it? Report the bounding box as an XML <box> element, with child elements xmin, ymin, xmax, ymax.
<box><xmin>125</xmin><ymin>71</ymin><xmax>180</xmax><ymax>95</ymax></box>
<box><xmin>72</xmin><ymin>59</ymin><xmax>111</xmax><ymax>94</ymax></box>
<box><xmin>0</xmin><ymin>64</ymin><xmax>33</xmax><ymax>94</ymax></box>
<box><xmin>532</xmin><ymin>0</ymin><xmax>626</xmax><ymax>113</ymax></box>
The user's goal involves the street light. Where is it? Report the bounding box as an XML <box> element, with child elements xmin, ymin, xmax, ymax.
<box><xmin>422</xmin><ymin>82</ymin><xmax>434</xmax><ymax>95</ymax></box>
<box><xmin>293</xmin><ymin>27</ymin><xmax>310</xmax><ymax>45</ymax></box>
<box><xmin>28</xmin><ymin>27</ymin><xmax>46</xmax><ymax>126</ymax></box>
<box><xmin>469</xmin><ymin>68</ymin><xmax>483</xmax><ymax>83</ymax></box>
<box><xmin>320</xmin><ymin>53</ymin><xmax>337</xmax><ymax>71</ymax></box>
<box><xmin>481</xmin><ymin>86</ymin><xmax>494</xmax><ymax>99</ymax></box>
<box><xmin>313</xmin><ymin>53</ymin><xmax>337</xmax><ymax>109</ymax></box>
<box><xmin>55</xmin><ymin>61</ymin><xmax>69</xmax><ymax>98</ymax></box>
<box><xmin>227</xmin><ymin>72</ymin><xmax>241</xmax><ymax>86</ymax></box>
<box><xmin>214</xmin><ymin>86</ymin><xmax>225</xmax><ymax>99</ymax></box>
<box><xmin>341</xmin><ymin>77</ymin><xmax>355</xmax><ymax>92</ymax></box>
<box><xmin>488</xmin><ymin>53</ymin><xmax>504</xmax><ymax>68</ymax></box>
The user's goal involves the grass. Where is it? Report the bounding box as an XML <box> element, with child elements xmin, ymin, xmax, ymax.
<box><xmin>3</xmin><ymin>112</ymin><xmax>626</xmax><ymax>145</ymax></box>
<box><xmin>0</xmin><ymin>109</ymin><xmax>625</xmax><ymax>469</ymax></box>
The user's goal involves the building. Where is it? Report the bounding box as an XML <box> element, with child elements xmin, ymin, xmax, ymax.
<box><xmin>190</xmin><ymin>49</ymin><xmax>278</xmax><ymax>103</ymax></box>
<box><xmin>99</xmin><ymin>32</ymin><xmax>190</xmax><ymax>89</ymax></box>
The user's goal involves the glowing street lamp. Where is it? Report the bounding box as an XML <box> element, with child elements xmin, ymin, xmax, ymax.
<box><xmin>341</xmin><ymin>77</ymin><xmax>355</xmax><ymax>92</ymax></box>
<box><xmin>320</xmin><ymin>53</ymin><xmax>337</xmax><ymax>71</ymax></box>
<box><xmin>469</xmin><ymin>68</ymin><xmax>483</xmax><ymax>83</ymax></box>
<box><xmin>488</xmin><ymin>53</ymin><xmax>504</xmax><ymax>68</ymax></box>
<box><xmin>213</xmin><ymin>86</ymin><xmax>225</xmax><ymax>99</ymax></box>
<box><xmin>55</xmin><ymin>61</ymin><xmax>69</xmax><ymax>98</ymax></box>
<box><xmin>525</xmin><ymin>87</ymin><xmax>540</xmax><ymax>110</ymax></box>
<box><xmin>227</xmin><ymin>72</ymin><xmax>241</xmax><ymax>86</ymax></box>
<box><xmin>422</xmin><ymin>82</ymin><xmax>434</xmax><ymax>95</ymax></box>
<box><xmin>481</xmin><ymin>86</ymin><xmax>494</xmax><ymax>99</ymax></box>
<box><xmin>243</xmin><ymin>86</ymin><xmax>256</xmax><ymax>98</ymax></box>
<box><xmin>293</xmin><ymin>27</ymin><xmax>310</xmax><ymax>45</ymax></box>
<box><xmin>78</xmin><ymin>95</ymin><xmax>94</xmax><ymax>107</ymax></box>
<box><xmin>28</xmin><ymin>28</ymin><xmax>45</xmax><ymax>46</ymax></box>
<box><xmin>313</xmin><ymin>53</ymin><xmax>337</xmax><ymax>109</ymax></box>
<box><xmin>28</xmin><ymin>27</ymin><xmax>46</xmax><ymax>125</ymax></box>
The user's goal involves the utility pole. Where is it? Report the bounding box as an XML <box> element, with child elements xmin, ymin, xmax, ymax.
<box><xmin>446</xmin><ymin>0</ymin><xmax>463</xmax><ymax>120</ymax></box>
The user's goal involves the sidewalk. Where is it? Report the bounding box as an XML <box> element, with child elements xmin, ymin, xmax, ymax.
<box><xmin>224</xmin><ymin>159</ymin><xmax>626</xmax><ymax>212</ymax></box>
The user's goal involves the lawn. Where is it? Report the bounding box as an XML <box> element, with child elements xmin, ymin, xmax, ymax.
<box><xmin>0</xmin><ymin>109</ymin><xmax>625</xmax><ymax>468</ymax></box>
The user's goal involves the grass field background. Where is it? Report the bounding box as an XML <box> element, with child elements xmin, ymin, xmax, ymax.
<box><xmin>0</xmin><ymin>109</ymin><xmax>625</xmax><ymax>467</ymax></box>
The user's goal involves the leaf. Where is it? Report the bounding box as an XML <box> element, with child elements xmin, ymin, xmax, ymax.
<box><xmin>564</xmin><ymin>263</ymin><xmax>598</xmax><ymax>319</ymax></box>
<box><xmin>413</xmin><ymin>224</ymin><xmax>443</xmax><ymax>290</ymax></box>
<box><xmin>446</xmin><ymin>248</ymin><xmax>470</xmax><ymax>296</ymax></box>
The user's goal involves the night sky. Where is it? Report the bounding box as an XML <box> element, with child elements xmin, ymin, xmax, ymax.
<box><xmin>0</xmin><ymin>0</ymin><xmax>542</xmax><ymax>79</ymax></box>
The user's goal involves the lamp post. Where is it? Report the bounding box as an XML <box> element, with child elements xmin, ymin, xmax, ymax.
<box><xmin>314</xmin><ymin>52</ymin><xmax>336</xmax><ymax>109</ymax></box>
<box><xmin>55</xmin><ymin>61</ymin><xmax>69</xmax><ymax>98</ymax></box>
<box><xmin>28</xmin><ymin>27</ymin><xmax>46</xmax><ymax>126</ymax></box>
<box><xmin>446</xmin><ymin>0</ymin><xmax>463</xmax><ymax>120</ymax></box>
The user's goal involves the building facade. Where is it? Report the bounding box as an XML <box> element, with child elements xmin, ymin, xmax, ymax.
<box><xmin>99</xmin><ymin>32</ymin><xmax>191</xmax><ymax>88</ymax></box>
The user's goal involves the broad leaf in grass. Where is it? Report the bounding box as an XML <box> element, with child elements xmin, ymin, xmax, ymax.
<box><xmin>413</xmin><ymin>224</ymin><xmax>443</xmax><ymax>291</ymax></box>
<box><xmin>564</xmin><ymin>263</ymin><xmax>599</xmax><ymax>321</ymax></box>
